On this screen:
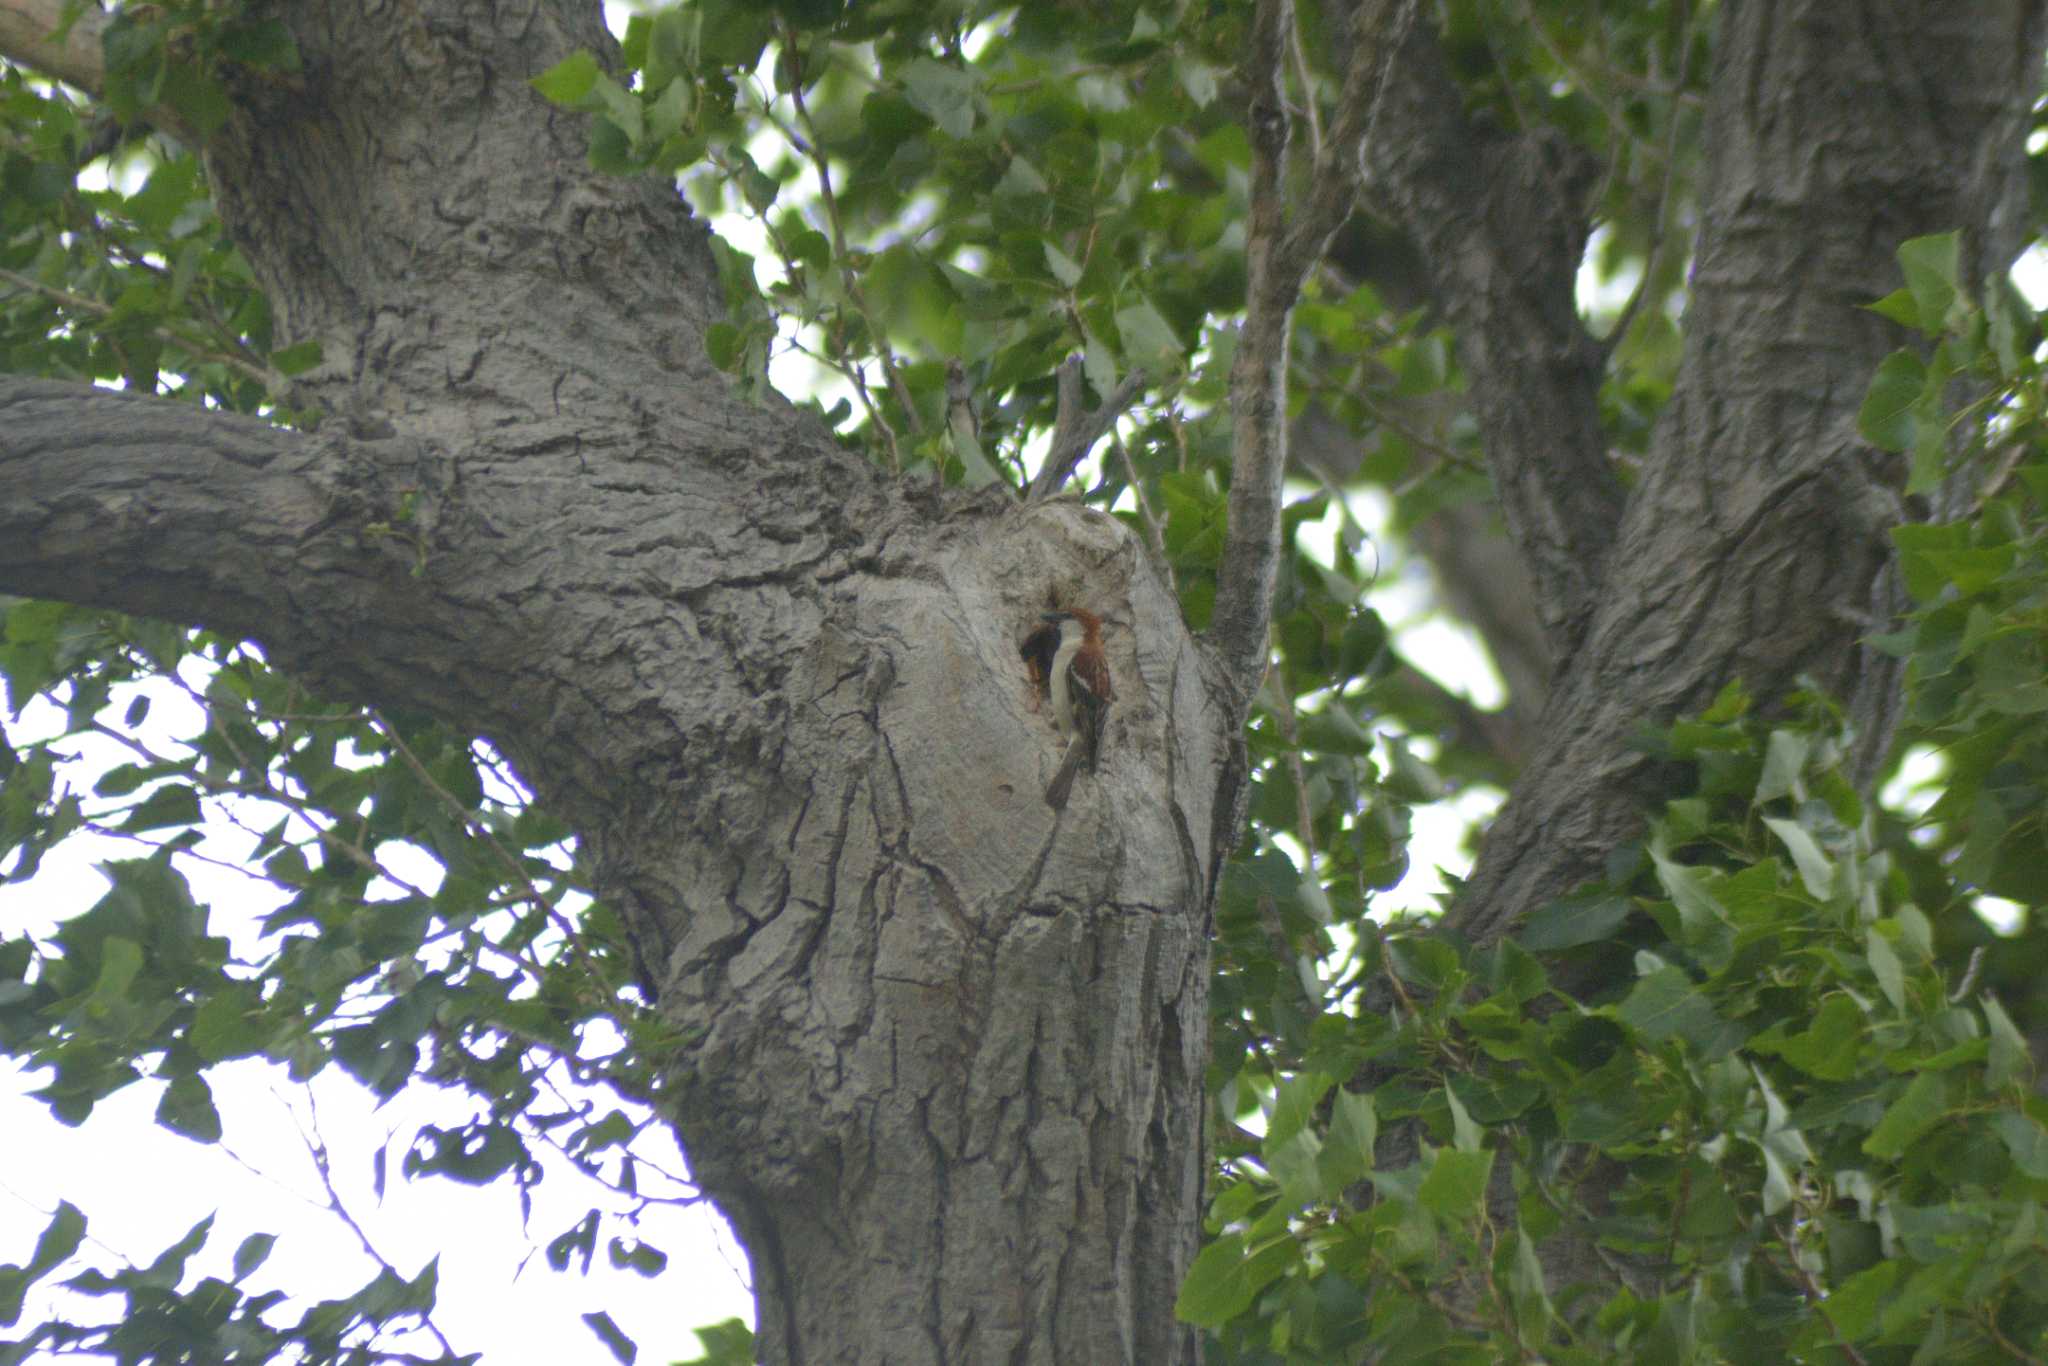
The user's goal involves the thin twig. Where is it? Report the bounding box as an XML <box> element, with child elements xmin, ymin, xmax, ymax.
<box><xmin>1599</xmin><ymin>0</ymin><xmax>1694</xmax><ymax>359</ymax></box>
<box><xmin>0</xmin><ymin>264</ymin><xmax>281</xmax><ymax>390</ymax></box>
<box><xmin>1286</xmin><ymin>1</ymin><xmax>1325</xmax><ymax>158</ymax></box>
<box><xmin>1982</xmin><ymin>1305</ymin><xmax>2048</xmax><ymax>1366</ymax></box>
<box><xmin>1268</xmin><ymin>654</ymin><xmax>1319</xmax><ymax>869</ymax></box>
<box><xmin>1972</xmin><ymin>436</ymin><xmax>2034</xmax><ymax>515</ymax></box>
<box><xmin>1512</xmin><ymin>0</ymin><xmax>1665</xmax><ymax>169</ymax></box>
<box><xmin>1025</xmin><ymin>355</ymin><xmax>1147</xmax><ymax>500</ymax></box>
<box><xmin>1348</xmin><ymin>385</ymin><xmax>1489</xmax><ymax>477</ymax></box>
<box><xmin>1110</xmin><ymin>430</ymin><xmax>1174</xmax><ymax>592</ymax></box>
<box><xmin>1770</xmin><ymin>1222</ymin><xmax>1873</xmax><ymax>1366</ymax></box>
<box><xmin>291</xmin><ymin>1089</ymin><xmax>465</xmax><ymax>1361</ymax></box>
<box><xmin>366</xmin><ymin>708</ymin><xmax>580</xmax><ymax>949</ymax></box>
<box><xmin>778</xmin><ymin>40</ymin><xmax>924</xmax><ymax>458</ymax></box>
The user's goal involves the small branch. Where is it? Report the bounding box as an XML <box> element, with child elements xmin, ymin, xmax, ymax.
<box><xmin>0</xmin><ymin>265</ymin><xmax>283</xmax><ymax>392</ymax></box>
<box><xmin>779</xmin><ymin>42</ymin><xmax>924</xmax><ymax>456</ymax></box>
<box><xmin>1346</xmin><ymin>385</ymin><xmax>1488</xmax><ymax>477</ymax></box>
<box><xmin>1770</xmin><ymin>1222</ymin><xmax>1872</xmax><ymax>1366</ymax></box>
<box><xmin>1025</xmin><ymin>355</ymin><xmax>1147</xmax><ymax>501</ymax></box>
<box><xmin>1949</xmin><ymin>947</ymin><xmax>1987</xmax><ymax>1005</ymax></box>
<box><xmin>366</xmin><ymin>708</ymin><xmax>581</xmax><ymax>950</ymax></box>
<box><xmin>1275</xmin><ymin>1</ymin><xmax>1406</xmax><ymax>286</ymax></box>
<box><xmin>1982</xmin><ymin>1307</ymin><xmax>2048</xmax><ymax>1366</ymax></box>
<box><xmin>291</xmin><ymin>1090</ymin><xmax>465</xmax><ymax>1362</ymax></box>
<box><xmin>1378</xmin><ymin>658</ymin><xmax>1528</xmax><ymax>772</ymax></box>
<box><xmin>1512</xmin><ymin>0</ymin><xmax>1666</xmax><ymax>169</ymax></box>
<box><xmin>1286</xmin><ymin>3</ymin><xmax>1325</xmax><ymax>159</ymax></box>
<box><xmin>1210</xmin><ymin>0</ymin><xmax>1413</xmax><ymax>705</ymax></box>
<box><xmin>1972</xmin><ymin>436</ymin><xmax>2034</xmax><ymax>516</ymax></box>
<box><xmin>1597</xmin><ymin>0</ymin><xmax>1695</xmax><ymax>360</ymax></box>
<box><xmin>1110</xmin><ymin>431</ymin><xmax>1174</xmax><ymax>592</ymax></box>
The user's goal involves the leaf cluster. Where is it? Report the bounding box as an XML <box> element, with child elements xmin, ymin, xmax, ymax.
<box><xmin>1180</xmin><ymin>248</ymin><xmax>2048</xmax><ymax>1362</ymax></box>
<box><xmin>0</xmin><ymin>5</ymin><xmax>314</xmax><ymax>410</ymax></box>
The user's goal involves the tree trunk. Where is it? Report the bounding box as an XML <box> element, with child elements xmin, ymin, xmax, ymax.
<box><xmin>0</xmin><ymin>2</ymin><xmax>1230</xmax><ymax>1359</ymax></box>
<box><xmin>1369</xmin><ymin>0</ymin><xmax>2048</xmax><ymax>947</ymax></box>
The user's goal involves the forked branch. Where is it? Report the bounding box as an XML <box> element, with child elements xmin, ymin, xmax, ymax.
<box><xmin>1209</xmin><ymin>0</ymin><xmax>1414</xmax><ymax>709</ymax></box>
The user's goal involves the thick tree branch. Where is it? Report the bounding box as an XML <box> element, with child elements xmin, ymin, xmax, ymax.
<box><xmin>0</xmin><ymin>377</ymin><xmax>419</xmax><ymax>648</ymax></box>
<box><xmin>0</xmin><ymin>0</ymin><xmax>108</xmax><ymax>96</ymax></box>
<box><xmin>0</xmin><ymin>0</ymin><xmax>194</xmax><ymax>142</ymax></box>
<box><xmin>1449</xmin><ymin>0</ymin><xmax>2048</xmax><ymax>947</ymax></box>
<box><xmin>1363</xmin><ymin>14</ymin><xmax>1624</xmax><ymax>663</ymax></box>
<box><xmin>1210</xmin><ymin>0</ymin><xmax>1411</xmax><ymax>709</ymax></box>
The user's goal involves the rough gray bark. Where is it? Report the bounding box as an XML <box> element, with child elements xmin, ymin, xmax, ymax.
<box><xmin>1365</xmin><ymin>15</ymin><xmax>1624</xmax><ymax>664</ymax></box>
<box><xmin>0</xmin><ymin>3</ymin><xmax>1229</xmax><ymax>1360</ymax></box>
<box><xmin>1369</xmin><ymin>1</ymin><xmax>2048</xmax><ymax>947</ymax></box>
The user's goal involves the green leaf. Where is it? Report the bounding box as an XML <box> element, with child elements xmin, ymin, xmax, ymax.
<box><xmin>1762</xmin><ymin>816</ymin><xmax>1834</xmax><ymax>900</ymax></box>
<box><xmin>582</xmin><ymin>1309</ymin><xmax>638</xmax><ymax>1365</ymax></box>
<box><xmin>160</xmin><ymin>62</ymin><xmax>231</xmax><ymax>139</ymax></box>
<box><xmin>156</xmin><ymin>1073</ymin><xmax>223</xmax><ymax>1142</ymax></box>
<box><xmin>1518</xmin><ymin>893</ymin><xmax>1631</xmax><ymax>951</ymax></box>
<box><xmin>1174</xmin><ymin>1231</ymin><xmax>1298</xmax><ymax>1327</ymax></box>
<box><xmin>1264</xmin><ymin>1071</ymin><xmax>1333</xmax><ymax>1152</ymax></box>
<box><xmin>678</xmin><ymin>1319</ymin><xmax>756</xmax><ymax>1366</ymax></box>
<box><xmin>1896</xmin><ymin>231</ymin><xmax>1959</xmax><ymax>336</ymax></box>
<box><xmin>1866</xmin><ymin>926</ymin><xmax>1906</xmax><ymax>1013</ymax></box>
<box><xmin>1616</xmin><ymin>965</ymin><xmax>1722</xmax><ymax>1045</ymax></box>
<box><xmin>122</xmin><ymin>781</ymin><xmax>201</xmax><ymax>831</ymax></box>
<box><xmin>1417</xmin><ymin>1147</ymin><xmax>1491</xmax><ymax>1223</ymax></box>
<box><xmin>1862</xmin><ymin>1072</ymin><xmax>1947</xmax><ymax>1159</ymax></box>
<box><xmin>1826</xmin><ymin>1260</ymin><xmax>1900</xmax><ymax>1341</ymax></box>
<box><xmin>692</xmin><ymin>0</ymin><xmax>773</xmax><ymax>67</ymax></box>
<box><xmin>231</xmin><ymin>1232</ymin><xmax>276</xmax><ymax>1282</ymax></box>
<box><xmin>190</xmin><ymin>984</ymin><xmax>263</xmax><ymax>1063</ymax></box>
<box><xmin>271</xmin><ymin>340</ymin><xmax>323</xmax><ymax>376</ymax></box>
<box><xmin>1264</xmin><ymin>1127</ymin><xmax>1324</xmax><ymax>1202</ymax></box>
<box><xmin>1319</xmin><ymin>1088</ymin><xmax>1377</xmax><ymax>1192</ymax></box>
<box><xmin>1650</xmin><ymin>844</ymin><xmax>1727</xmax><ymax>936</ymax></box>
<box><xmin>1755</xmin><ymin>729</ymin><xmax>1810</xmax><ymax>804</ymax></box>
<box><xmin>704</xmin><ymin>321</ymin><xmax>742</xmax><ymax>372</ymax></box>
<box><xmin>0</xmin><ymin>1201</ymin><xmax>85</xmax><ymax>1327</ymax></box>
<box><xmin>1447</xmin><ymin>1069</ymin><xmax>1543</xmax><ymax>1123</ymax></box>
<box><xmin>1443</xmin><ymin>1081</ymin><xmax>1483</xmax><ymax>1153</ymax></box>
<box><xmin>532</xmin><ymin>50</ymin><xmax>603</xmax><ymax>106</ymax></box>
<box><xmin>948</xmin><ymin>420</ymin><xmax>1003</xmax><ymax>489</ymax></box>
<box><xmin>218</xmin><ymin>19</ymin><xmax>301</xmax><ymax>71</ymax></box>
<box><xmin>1768</xmin><ymin>994</ymin><xmax>1863</xmax><ymax>1081</ymax></box>
<box><xmin>1921</xmin><ymin>545</ymin><xmax>2015</xmax><ymax>598</ymax></box>
<box><xmin>1509</xmin><ymin>1227</ymin><xmax>1554</xmax><ymax>1339</ymax></box>
<box><xmin>1044</xmin><ymin>242</ymin><xmax>1083</xmax><ymax>289</ymax></box>
<box><xmin>90</xmin><ymin>935</ymin><xmax>145</xmax><ymax>1006</ymax></box>
<box><xmin>606</xmin><ymin>1237</ymin><xmax>669</xmax><ymax>1277</ymax></box>
<box><xmin>1856</xmin><ymin>348</ymin><xmax>1925</xmax><ymax>453</ymax></box>
<box><xmin>1993</xmin><ymin>1112</ymin><xmax>2048</xmax><ymax>1179</ymax></box>
<box><xmin>546</xmin><ymin>1211</ymin><xmax>600</xmax><ymax>1274</ymax></box>
<box><xmin>901</xmin><ymin>58</ymin><xmax>976</xmax><ymax>138</ymax></box>
<box><xmin>1984</xmin><ymin>995</ymin><xmax>2030</xmax><ymax>1089</ymax></box>
<box><xmin>1114</xmin><ymin>298</ymin><xmax>1182</xmax><ymax>372</ymax></box>
<box><xmin>1866</xmin><ymin>287</ymin><xmax>1921</xmax><ymax>331</ymax></box>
